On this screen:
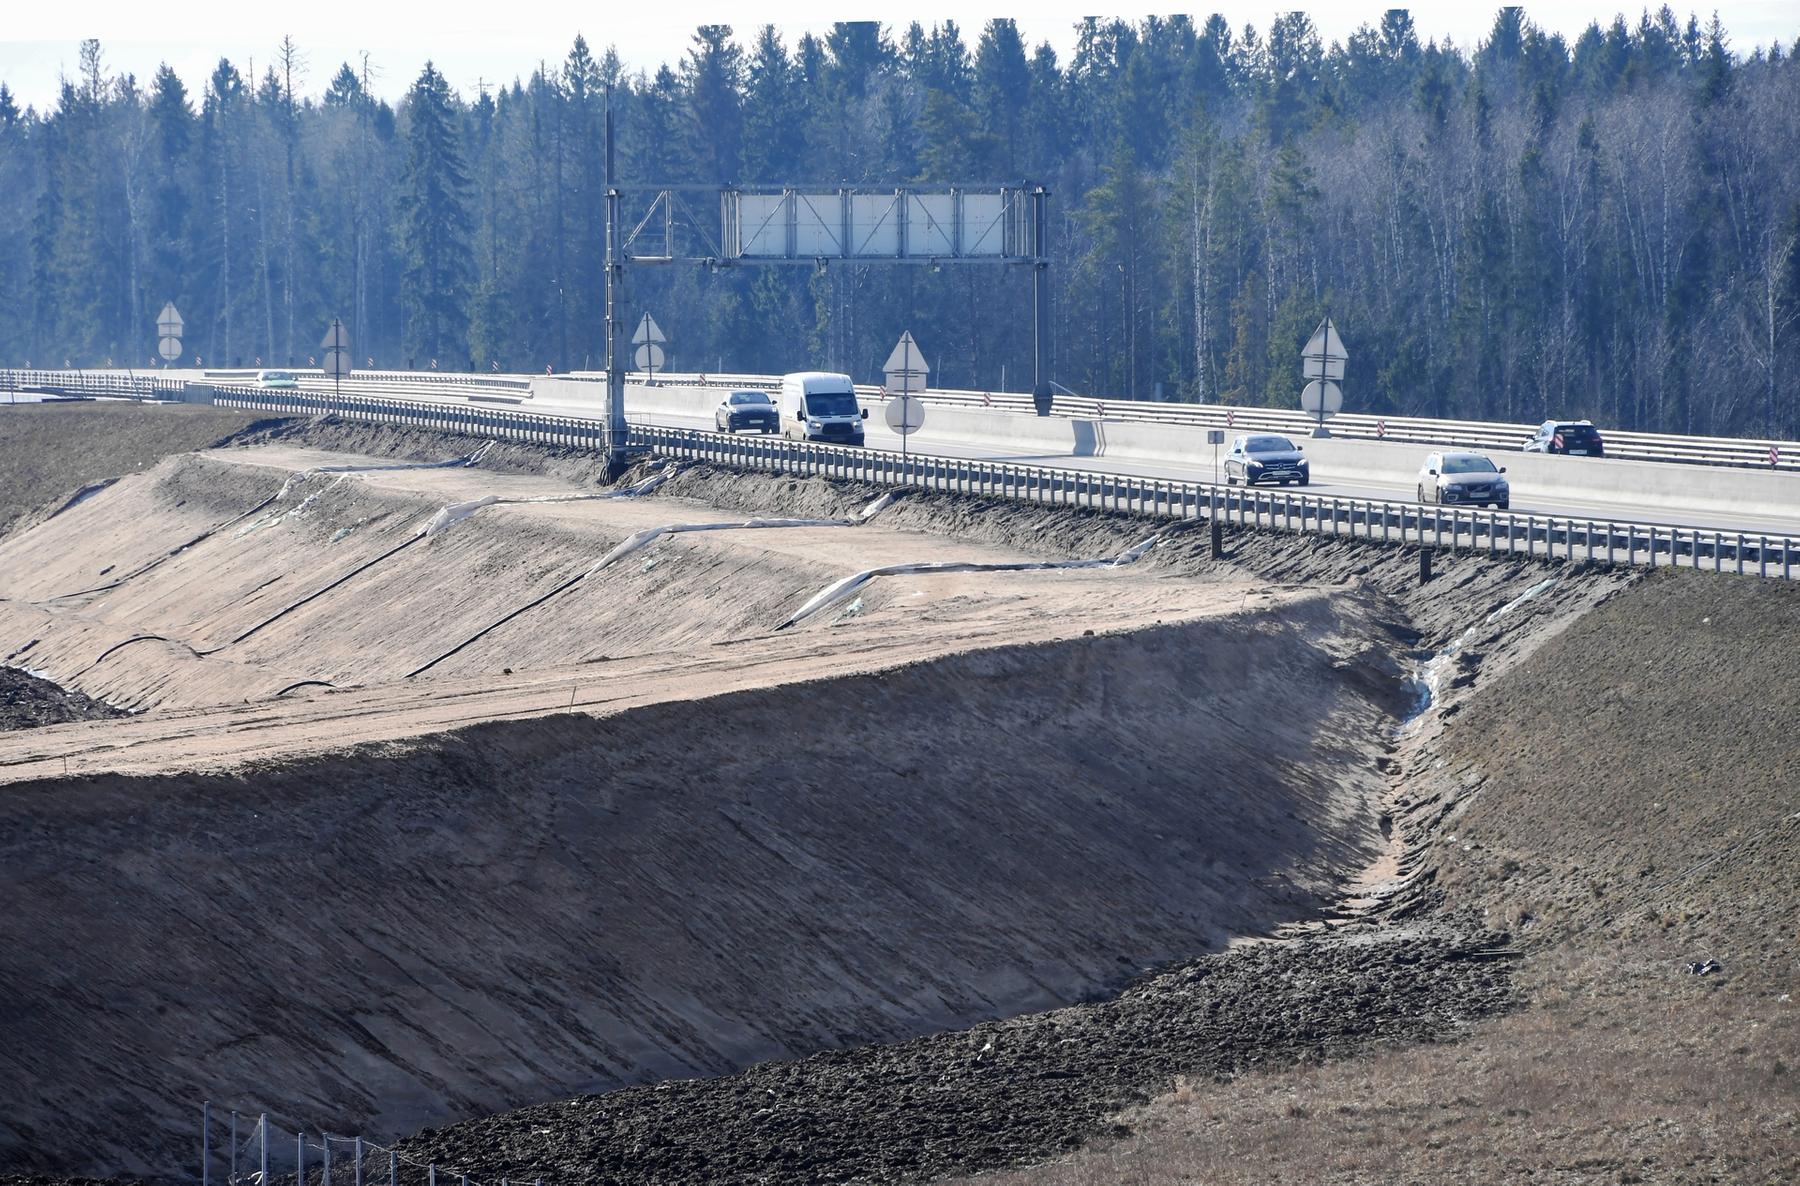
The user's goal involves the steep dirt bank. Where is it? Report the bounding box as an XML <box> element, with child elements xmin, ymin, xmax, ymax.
<box><xmin>2</xmin><ymin>600</ymin><xmax>1396</xmax><ymax>1180</ymax></box>
<box><xmin>0</xmin><ymin>401</ymin><xmax>271</xmax><ymax>539</ymax></box>
<box><xmin>955</xmin><ymin>568</ymin><xmax>1800</xmax><ymax>1185</ymax></box>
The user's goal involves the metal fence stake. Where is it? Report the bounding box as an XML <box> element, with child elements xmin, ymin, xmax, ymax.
<box><xmin>299</xmin><ymin>1132</ymin><xmax>306</xmax><ymax>1186</ymax></box>
<box><xmin>202</xmin><ymin>1101</ymin><xmax>210</xmax><ymax>1186</ymax></box>
<box><xmin>259</xmin><ymin>1116</ymin><xmax>269</xmax><ymax>1186</ymax></box>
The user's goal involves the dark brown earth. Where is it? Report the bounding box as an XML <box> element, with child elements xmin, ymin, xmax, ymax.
<box><xmin>400</xmin><ymin>930</ymin><xmax>1513</xmax><ymax>1185</ymax></box>
<box><xmin>0</xmin><ymin>402</ymin><xmax>271</xmax><ymax>538</ymax></box>
<box><xmin>959</xmin><ymin>569</ymin><xmax>1800</xmax><ymax>1185</ymax></box>
<box><xmin>0</xmin><ymin>667</ymin><xmax>125</xmax><ymax>732</ymax></box>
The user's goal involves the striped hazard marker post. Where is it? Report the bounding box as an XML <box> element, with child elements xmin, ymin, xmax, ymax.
<box><xmin>982</xmin><ymin>392</ymin><xmax>993</xmax><ymax>407</ymax></box>
<box><xmin>1377</xmin><ymin>419</ymin><xmax>1387</xmax><ymax>438</ymax></box>
<box><xmin>1772</xmin><ymin>446</ymin><xmax>1781</xmax><ymax>469</ymax></box>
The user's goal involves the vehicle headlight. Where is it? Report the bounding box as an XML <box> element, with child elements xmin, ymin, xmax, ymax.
<box><xmin>1247</xmin><ymin>459</ymin><xmax>1263</xmax><ymax>468</ymax></box>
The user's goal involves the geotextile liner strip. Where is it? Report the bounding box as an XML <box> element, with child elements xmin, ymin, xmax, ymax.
<box><xmin>404</xmin><ymin>515</ymin><xmax>856</xmax><ymax>679</ymax></box>
<box><xmin>777</xmin><ymin>534</ymin><xmax>1165</xmax><ymax>629</ymax></box>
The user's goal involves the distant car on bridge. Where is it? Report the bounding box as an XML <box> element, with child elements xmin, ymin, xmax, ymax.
<box><xmin>1418</xmin><ymin>451</ymin><xmax>1510</xmax><ymax>509</ymax></box>
<box><xmin>780</xmin><ymin>372</ymin><xmax>868</xmax><ymax>446</ymax></box>
<box><xmin>1523</xmin><ymin>419</ymin><xmax>1604</xmax><ymax>457</ymax></box>
<box><xmin>1223</xmin><ymin>434</ymin><xmax>1310</xmax><ymax>486</ymax></box>
<box><xmin>255</xmin><ymin>369</ymin><xmax>297</xmax><ymax>389</ymax></box>
<box><xmin>715</xmin><ymin>389</ymin><xmax>779</xmax><ymax>434</ymax></box>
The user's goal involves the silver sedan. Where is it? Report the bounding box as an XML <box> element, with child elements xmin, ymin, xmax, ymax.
<box><xmin>1418</xmin><ymin>451</ymin><xmax>1510</xmax><ymax>510</ymax></box>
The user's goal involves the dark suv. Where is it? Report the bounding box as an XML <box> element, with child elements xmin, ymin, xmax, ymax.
<box><xmin>1523</xmin><ymin>420</ymin><xmax>1604</xmax><ymax>457</ymax></box>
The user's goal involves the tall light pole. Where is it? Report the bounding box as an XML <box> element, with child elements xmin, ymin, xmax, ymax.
<box><xmin>603</xmin><ymin>87</ymin><xmax>627</xmax><ymax>473</ymax></box>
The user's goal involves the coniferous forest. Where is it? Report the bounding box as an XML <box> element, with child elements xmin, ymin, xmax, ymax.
<box><xmin>4</xmin><ymin>9</ymin><xmax>1800</xmax><ymax>437</ymax></box>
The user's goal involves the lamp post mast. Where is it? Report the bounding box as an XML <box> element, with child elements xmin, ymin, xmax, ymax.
<box><xmin>604</xmin><ymin>86</ymin><xmax>626</xmax><ymax>473</ymax></box>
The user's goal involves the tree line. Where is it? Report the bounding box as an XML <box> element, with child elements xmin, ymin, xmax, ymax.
<box><xmin>3</xmin><ymin>8</ymin><xmax>1799</xmax><ymax>438</ymax></box>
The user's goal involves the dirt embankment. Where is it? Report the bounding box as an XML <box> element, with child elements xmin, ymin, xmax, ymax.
<box><xmin>956</xmin><ymin>570</ymin><xmax>1800</xmax><ymax>1186</ymax></box>
<box><xmin>0</xmin><ymin>402</ymin><xmax>272</xmax><ymax>539</ymax></box>
<box><xmin>1</xmin><ymin>601</ymin><xmax>1398</xmax><ymax>1180</ymax></box>
<box><xmin>8</xmin><ymin>415</ymin><xmax>1740</xmax><ymax>1186</ymax></box>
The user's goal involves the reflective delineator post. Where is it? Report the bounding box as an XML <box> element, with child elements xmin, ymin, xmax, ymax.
<box><xmin>1420</xmin><ymin>546</ymin><xmax>1434</xmax><ymax>585</ymax></box>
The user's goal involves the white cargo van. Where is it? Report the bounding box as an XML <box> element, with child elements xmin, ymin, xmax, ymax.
<box><xmin>779</xmin><ymin>372</ymin><xmax>867</xmax><ymax>446</ymax></box>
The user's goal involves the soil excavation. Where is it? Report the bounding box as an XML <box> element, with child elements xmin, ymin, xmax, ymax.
<box><xmin>1</xmin><ymin>410</ymin><xmax>1791</xmax><ymax>1186</ymax></box>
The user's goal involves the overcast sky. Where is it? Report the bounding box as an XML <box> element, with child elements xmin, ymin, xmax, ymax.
<box><xmin>3</xmin><ymin>1</ymin><xmax>1797</xmax><ymax>110</ymax></box>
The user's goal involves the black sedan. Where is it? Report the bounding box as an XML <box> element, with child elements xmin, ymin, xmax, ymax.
<box><xmin>1224</xmin><ymin>434</ymin><xmax>1310</xmax><ymax>486</ymax></box>
<box><xmin>715</xmin><ymin>389</ymin><xmax>780</xmax><ymax>433</ymax></box>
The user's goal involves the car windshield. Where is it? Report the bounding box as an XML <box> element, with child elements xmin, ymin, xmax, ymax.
<box><xmin>264</xmin><ymin>372</ymin><xmax>292</xmax><ymax>381</ymax></box>
<box><xmin>1246</xmin><ymin>436</ymin><xmax>1295</xmax><ymax>453</ymax></box>
<box><xmin>729</xmin><ymin>392</ymin><xmax>770</xmax><ymax>406</ymax></box>
<box><xmin>805</xmin><ymin>391</ymin><xmax>858</xmax><ymax>417</ymax></box>
<box><xmin>1442</xmin><ymin>455</ymin><xmax>1497</xmax><ymax>474</ymax></box>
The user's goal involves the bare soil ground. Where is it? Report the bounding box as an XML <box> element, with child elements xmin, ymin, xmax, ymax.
<box><xmin>953</xmin><ymin>570</ymin><xmax>1800</xmax><ymax>1186</ymax></box>
<box><xmin>1</xmin><ymin>424</ymin><xmax>1418</xmax><ymax>1180</ymax></box>
<box><xmin>5</xmin><ymin>414</ymin><xmax>1789</xmax><ymax>1186</ymax></box>
<box><xmin>0</xmin><ymin>401</ymin><xmax>269</xmax><ymax>538</ymax></box>
<box><xmin>0</xmin><ymin>667</ymin><xmax>123</xmax><ymax>732</ymax></box>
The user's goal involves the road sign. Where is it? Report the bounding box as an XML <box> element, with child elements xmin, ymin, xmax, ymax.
<box><xmin>632</xmin><ymin>313</ymin><xmax>666</xmax><ymax>346</ymax></box>
<box><xmin>321</xmin><ymin>319</ymin><xmax>350</xmax><ymax>352</ymax></box>
<box><xmin>885</xmin><ymin>395</ymin><xmax>926</xmax><ymax>435</ymax></box>
<box><xmin>882</xmin><ymin>332</ymin><xmax>929</xmax><ymax>391</ymax></box>
<box><xmin>156</xmin><ymin>303</ymin><xmax>184</xmax><ymax>338</ymax></box>
<box><xmin>1302</xmin><ymin>317</ymin><xmax>1347</xmax><ymax>376</ymax></box>
<box><xmin>1207</xmin><ymin>428</ymin><xmax>1225</xmax><ymax>484</ymax></box>
<box><xmin>1300</xmin><ymin>317</ymin><xmax>1347</xmax><ymax>436</ymax></box>
<box><xmin>634</xmin><ymin>342</ymin><xmax>666</xmax><ymax>372</ymax></box>
<box><xmin>1301</xmin><ymin>380</ymin><xmax>1343</xmax><ymax>416</ymax></box>
<box><xmin>158</xmin><ymin>337</ymin><xmax>182</xmax><ymax>361</ymax></box>
<box><xmin>323</xmin><ymin>350</ymin><xmax>351</xmax><ymax>378</ymax></box>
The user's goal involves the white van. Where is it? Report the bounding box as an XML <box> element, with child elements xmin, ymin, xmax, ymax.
<box><xmin>779</xmin><ymin>372</ymin><xmax>867</xmax><ymax>446</ymax></box>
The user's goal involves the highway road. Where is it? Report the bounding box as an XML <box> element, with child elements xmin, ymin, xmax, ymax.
<box><xmin>606</xmin><ymin>400</ymin><xmax>1800</xmax><ymax>541</ymax></box>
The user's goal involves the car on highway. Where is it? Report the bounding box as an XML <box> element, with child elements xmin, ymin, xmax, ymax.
<box><xmin>715</xmin><ymin>389</ymin><xmax>779</xmax><ymax>434</ymax></box>
<box><xmin>1418</xmin><ymin>451</ymin><xmax>1510</xmax><ymax>509</ymax></box>
<box><xmin>1523</xmin><ymin>419</ymin><xmax>1604</xmax><ymax>456</ymax></box>
<box><xmin>256</xmin><ymin>369</ymin><xmax>297</xmax><ymax>389</ymax></box>
<box><xmin>1223</xmin><ymin>434</ymin><xmax>1309</xmax><ymax>486</ymax></box>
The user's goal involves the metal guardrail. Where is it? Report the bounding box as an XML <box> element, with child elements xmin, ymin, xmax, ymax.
<box><xmin>192</xmin><ymin>381</ymin><xmax>1796</xmax><ymax>581</ymax></box>
<box><xmin>2</xmin><ymin>369</ymin><xmax>186</xmax><ymax>400</ymax></box>
<box><xmin>648</xmin><ymin>371</ymin><xmax>1799</xmax><ymax>473</ymax></box>
<box><xmin>8</xmin><ymin>367</ymin><xmax>1792</xmax><ymax>472</ymax></box>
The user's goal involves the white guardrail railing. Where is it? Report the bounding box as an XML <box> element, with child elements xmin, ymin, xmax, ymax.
<box><xmin>4</xmin><ymin>370</ymin><xmax>1794</xmax><ymax>579</ymax></box>
<box><xmin>644</xmin><ymin>372</ymin><xmax>1798</xmax><ymax>473</ymax></box>
<box><xmin>8</xmin><ymin>366</ymin><xmax>1795</xmax><ymax>471</ymax></box>
<box><xmin>173</xmin><ymin>381</ymin><xmax>1800</xmax><ymax>582</ymax></box>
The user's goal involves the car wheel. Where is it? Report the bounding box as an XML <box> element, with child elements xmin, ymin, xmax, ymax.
<box><xmin>1297</xmin><ymin>476</ymin><xmax>1309</xmax><ymax>487</ymax></box>
<box><xmin>1417</xmin><ymin>484</ymin><xmax>1426</xmax><ymax>503</ymax></box>
<box><xmin>1497</xmin><ymin>501</ymin><xmax>1510</xmax><ymax>511</ymax></box>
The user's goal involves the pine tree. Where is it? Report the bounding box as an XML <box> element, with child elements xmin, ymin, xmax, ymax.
<box><xmin>396</xmin><ymin>62</ymin><xmax>471</xmax><ymax>366</ymax></box>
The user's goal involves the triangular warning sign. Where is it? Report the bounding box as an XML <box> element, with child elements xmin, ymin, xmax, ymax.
<box><xmin>632</xmin><ymin>313</ymin><xmax>667</xmax><ymax>345</ymax></box>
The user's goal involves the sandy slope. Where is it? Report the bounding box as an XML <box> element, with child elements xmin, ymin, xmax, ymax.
<box><xmin>0</xmin><ymin>440</ymin><xmax>1412</xmax><ymax>1179</ymax></box>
